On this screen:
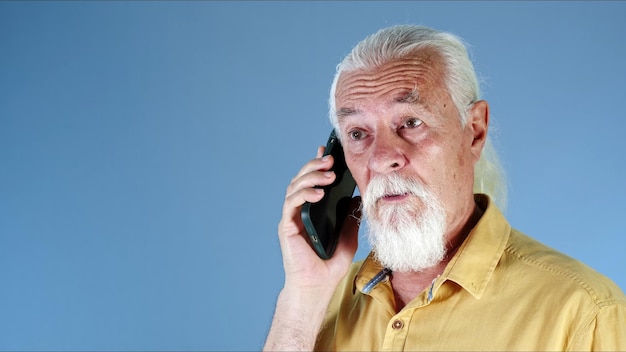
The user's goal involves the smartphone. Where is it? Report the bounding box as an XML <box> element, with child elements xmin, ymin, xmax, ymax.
<box><xmin>301</xmin><ymin>130</ymin><xmax>357</xmax><ymax>259</ymax></box>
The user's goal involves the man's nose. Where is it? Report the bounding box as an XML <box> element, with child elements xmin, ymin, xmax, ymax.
<box><xmin>367</xmin><ymin>132</ymin><xmax>407</xmax><ymax>174</ymax></box>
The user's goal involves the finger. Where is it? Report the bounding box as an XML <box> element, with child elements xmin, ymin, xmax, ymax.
<box><xmin>291</xmin><ymin>158</ymin><xmax>334</xmax><ymax>185</ymax></box>
<box><xmin>316</xmin><ymin>145</ymin><xmax>325</xmax><ymax>158</ymax></box>
<box><xmin>286</xmin><ymin>169</ymin><xmax>336</xmax><ymax>200</ymax></box>
<box><xmin>282</xmin><ymin>187</ymin><xmax>325</xmax><ymax>217</ymax></box>
<box><xmin>293</xmin><ymin>151</ymin><xmax>334</xmax><ymax>181</ymax></box>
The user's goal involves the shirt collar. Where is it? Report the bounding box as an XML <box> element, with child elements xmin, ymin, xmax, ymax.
<box><xmin>353</xmin><ymin>252</ymin><xmax>386</xmax><ymax>294</ymax></box>
<box><xmin>352</xmin><ymin>194</ymin><xmax>510</xmax><ymax>300</ymax></box>
<box><xmin>442</xmin><ymin>194</ymin><xmax>510</xmax><ymax>299</ymax></box>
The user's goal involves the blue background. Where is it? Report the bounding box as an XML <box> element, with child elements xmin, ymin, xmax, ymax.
<box><xmin>1</xmin><ymin>1</ymin><xmax>624</xmax><ymax>350</ymax></box>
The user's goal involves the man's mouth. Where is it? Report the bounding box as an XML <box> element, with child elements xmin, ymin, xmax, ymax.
<box><xmin>380</xmin><ymin>192</ymin><xmax>411</xmax><ymax>202</ymax></box>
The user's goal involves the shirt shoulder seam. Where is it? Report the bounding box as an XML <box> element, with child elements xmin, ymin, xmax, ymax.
<box><xmin>503</xmin><ymin>236</ymin><xmax>609</xmax><ymax>306</ymax></box>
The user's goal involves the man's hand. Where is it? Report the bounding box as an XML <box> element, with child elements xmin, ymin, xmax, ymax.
<box><xmin>279</xmin><ymin>146</ymin><xmax>359</xmax><ymax>290</ymax></box>
<box><xmin>264</xmin><ymin>147</ymin><xmax>360</xmax><ymax>351</ymax></box>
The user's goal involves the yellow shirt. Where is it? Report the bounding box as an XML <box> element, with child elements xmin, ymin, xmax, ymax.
<box><xmin>316</xmin><ymin>195</ymin><xmax>626</xmax><ymax>351</ymax></box>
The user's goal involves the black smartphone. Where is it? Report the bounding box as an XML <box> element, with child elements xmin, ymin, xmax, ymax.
<box><xmin>301</xmin><ymin>130</ymin><xmax>357</xmax><ymax>259</ymax></box>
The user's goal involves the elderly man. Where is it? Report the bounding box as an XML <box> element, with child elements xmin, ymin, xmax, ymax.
<box><xmin>264</xmin><ymin>25</ymin><xmax>626</xmax><ymax>351</ymax></box>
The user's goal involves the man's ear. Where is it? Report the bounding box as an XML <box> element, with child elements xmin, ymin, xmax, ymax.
<box><xmin>468</xmin><ymin>100</ymin><xmax>489</xmax><ymax>163</ymax></box>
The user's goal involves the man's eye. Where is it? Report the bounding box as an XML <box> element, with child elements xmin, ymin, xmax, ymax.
<box><xmin>403</xmin><ymin>118</ymin><xmax>423</xmax><ymax>129</ymax></box>
<box><xmin>348</xmin><ymin>130</ymin><xmax>365</xmax><ymax>140</ymax></box>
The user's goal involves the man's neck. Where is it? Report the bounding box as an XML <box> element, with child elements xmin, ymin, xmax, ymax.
<box><xmin>390</xmin><ymin>260</ymin><xmax>449</xmax><ymax>311</ymax></box>
<box><xmin>390</xmin><ymin>202</ymin><xmax>484</xmax><ymax>311</ymax></box>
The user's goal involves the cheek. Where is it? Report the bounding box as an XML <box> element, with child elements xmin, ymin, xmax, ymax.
<box><xmin>449</xmin><ymin>146</ymin><xmax>475</xmax><ymax>190</ymax></box>
<box><xmin>345</xmin><ymin>155</ymin><xmax>368</xmax><ymax>192</ymax></box>
<box><xmin>424</xmin><ymin>141</ymin><xmax>470</xmax><ymax>191</ymax></box>
<box><xmin>455</xmin><ymin>152</ymin><xmax>467</xmax><ymax>178</ymax></box>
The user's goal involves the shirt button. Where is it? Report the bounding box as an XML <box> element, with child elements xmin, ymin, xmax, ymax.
<box><xmin>392</xmin><ymin>319</ymin><xmax>404</xmax><ymax>330</ymax></box>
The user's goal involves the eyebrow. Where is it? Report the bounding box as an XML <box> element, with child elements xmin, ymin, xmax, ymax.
<box><xmin>335</xmin><ymin>89</ymin><xmax>420</xmax><ymax>120</ymax></box>
<box><xmin>396</xmin><ymin>89</ymin><xmax>420</xmax><ymax>104</ymax></box>
<box><xmin>336</xmin><ymin>108</ymin><xmax>358</xmax><ymax>119</ymax></box>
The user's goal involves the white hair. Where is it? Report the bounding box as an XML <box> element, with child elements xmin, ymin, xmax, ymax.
<box><xmin>328</xmin><ymin>25</ymin><xmax>507</xmax><ymax>209</ymax></box>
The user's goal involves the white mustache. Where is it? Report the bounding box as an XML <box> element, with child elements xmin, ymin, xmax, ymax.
<box><xmin>363</xmin><ymin>174</ymin><xmax>429</xmax><ymax>206</ymax></box>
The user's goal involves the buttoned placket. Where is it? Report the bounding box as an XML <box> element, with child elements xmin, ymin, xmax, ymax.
<box><xmin>380</xmin><ymin>276</ymin><xmax>440</xmax><ymax>351</ymax></box>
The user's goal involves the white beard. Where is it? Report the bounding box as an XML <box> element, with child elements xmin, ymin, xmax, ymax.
<box><xmin>362</xmin><ymin>174</ymin><xmax>447</xmax><ymax>272</ymax></box>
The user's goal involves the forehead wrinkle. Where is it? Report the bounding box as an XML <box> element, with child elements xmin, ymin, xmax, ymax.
<box><xmin>341</xmin><ymin>84</ymin><xmax>418</xmax><ymax>104</ymax></box>
<box><xmin>336</xmin><ymin>83</ymin><xmax>423</xmax><ymax>121</ymax></box>
<box><xmin>338</xmin><ymin>66</ymin><xmax>427</xmax><ymax>95</ymax></box>
<box><xmin>337</xmin><ymin>56</ymin><xmax>433</xmax><ymax>86</ymax></box>
<box><xmin>336</xmin><ymin>69</ymin><xmax>433</xmax><ymax>110</ymax></box>
<box><xmin>338</xmin><ymin>75</ymin><xmax>426</xmax><ymax>110</ymax></box>
<box><xmin>335</xmin><ymin>55</ymin><xmax>446</xmax><ymax>123</ymax></box>
<box><xmin>347</xmin><ymin>64</ymin><xmax>426</xmax><ymax>83</ymax></box>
